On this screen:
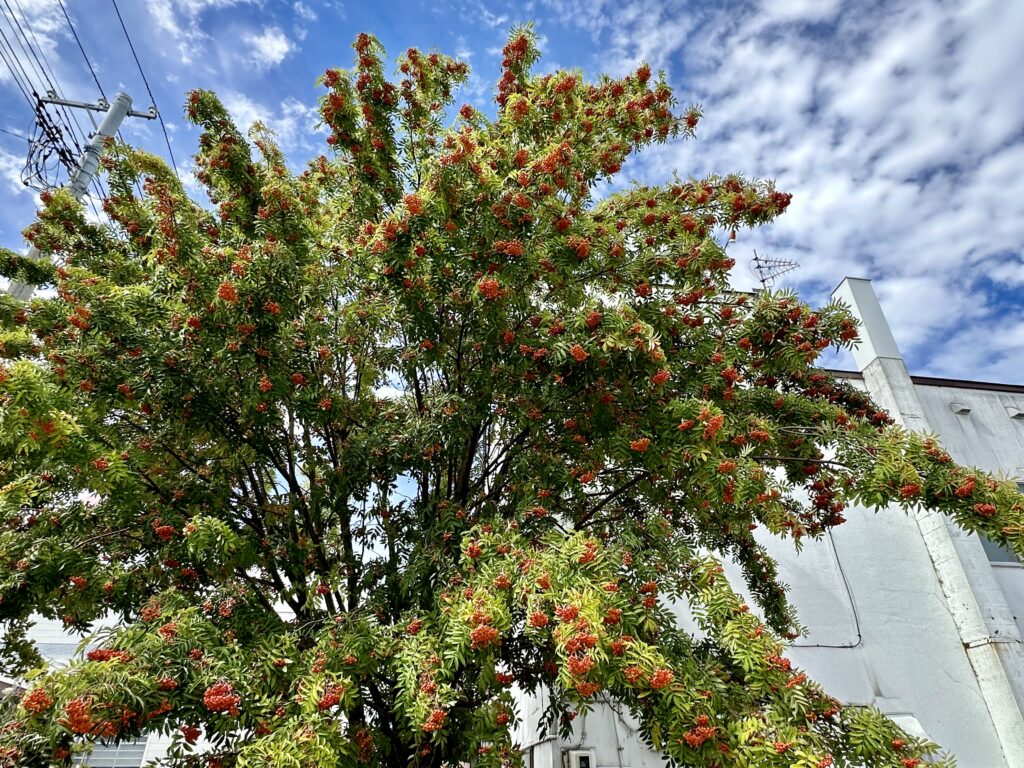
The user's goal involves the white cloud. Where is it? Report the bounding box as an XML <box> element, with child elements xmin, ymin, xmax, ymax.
<box><xmin>0</xmin><ymin>147</ymin><xmax>29</xmax><ymax>196</ymax></box>
<box><xmin>754</xmin><ymin>0</ymin><xmax>842</xmax><ymax>25</ymax></box>
<box><xmin>549</xmin><ymin>0</ymin><xmax>1024</xmax><ymax>379</ymax></box>
<box><xmin>220</xmin><ymin>92</ymin><xmax>320</xmax><ymax>156</ymax></box>
<box><xmin>293</xmin><ymin>1</ymin><xmax>317</xmax><ymax>21</ymax></box>
<box><xmin>243</xmin><ymin>26</ymin><xmax>296</xmax><ymax>70</ymax></box>
<box><xmin>145</xmin><ymin>0</ymin><xmax>256</xmax><ymax>62</ymax></box>
<box><xmin>477</xmin><ymin>4</ymin><xmax>509</xmax><ymax>28</ymax></box>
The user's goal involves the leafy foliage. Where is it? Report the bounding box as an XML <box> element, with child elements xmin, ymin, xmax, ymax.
<box><xmin>1</xmin><ymin>27</ymin><xmax>1022</xmax><ymax>768</ymax></box>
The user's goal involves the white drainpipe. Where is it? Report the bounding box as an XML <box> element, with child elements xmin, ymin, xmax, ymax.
<box><xmin>832</xmin><ymin>278</ymin><xmax>1024</xmax><ymax>768</ymax></box>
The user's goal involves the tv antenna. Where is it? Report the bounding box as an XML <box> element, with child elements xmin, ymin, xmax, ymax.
<box><xmin>750</xmin><ymin>250</ymin><xmax>799</xmax><ymax>289</ymax></box>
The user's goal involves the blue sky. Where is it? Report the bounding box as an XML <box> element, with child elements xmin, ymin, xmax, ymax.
<box><xmin>1</xmin><ymin>0</ymin><xmax>1022</xmax><ymax>381</ymax></box>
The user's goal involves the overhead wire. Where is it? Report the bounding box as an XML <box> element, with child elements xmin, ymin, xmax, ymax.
<box><xmin>790</xmin><ymin>530</ymin><xmax>863</xmax><ymax>649</ymax></box>
<box><xmin>6</xmin><ymin>0</ymin><xmax>94</xmax><ymax>165</ymax></box>
<box><xmin>0</xmin><ymin>3</ymin><xmax>80</xmax><ymax>191</ymax></box>
<box><xmin>10</xmin><ymin>0</ymin><xmax>68</xmax><ymax>92</ymax></box>
<box><xmin>0</xmin><ymin>125</ymin><xmax>29</xmax><ymax>141</ymax></box>
<box><xmin>55</xmin><ymin>0</ymin><xmax>104</xmax><ymax>101</ymax></box>
<box><xmin>0</xmin><ymin>34</ymin><xmax>35</xmax><ymax>115</ymax></box>
<box><xmin>2</xmin><ymin>0</ymin><xmax>50</xmax><ymax>94</ymax></box>
<box><xmin>0</xmin><ymin>18</ymin><xmax>74</xmax><ymax>194</ymax></box>
<box><xmin>0</xmin><ymin>1</ymin><xmax>112</xmax><ymax>229</ymax></box>
<box><xmin>0</xmin><ymin>3</ymin><xmax>83</xmax><ymax>160</ymax></box>
<box><xmin>2</xmin><ymin>0</ymin><xmax>167</xmax><ymax>226</ymax></box>
<box><xmin>109</xmin><ymin>0</ymin><xmax>178</xmax><ymax>178</ymax></box>
<box><xmin>0</xmin><ymin>18</ymin><xmax>38</xmax><ymax>106</ymax></box>
<box><xmin>25</xmin><ymin>0</ymin><xmax>112</xmax><ymax>221</ymax></box>
<box><xmin>43</xmin><ymin>0</ymin><xmax>112</xmax><ymax>210</ymax></box>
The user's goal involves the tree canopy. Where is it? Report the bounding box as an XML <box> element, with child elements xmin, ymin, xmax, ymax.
<box><xmin>1</xmin><ymin>27</ymin><xmax>1022</xmax><ymax>768</ymax></box>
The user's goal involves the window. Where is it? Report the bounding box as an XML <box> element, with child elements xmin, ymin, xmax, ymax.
<box><xmin>980</xmin><ymin>534</ymin><xmax>1020</xmax><ymax>564</ymax></box>
<box><xmin>981</xmin><ymin>482</ymin><xmax>1024</xmax><ymax>564</ymax></box>
<box><xmin>73</xmin><ymin>740</ymin><xmax>146</xmax><ymax>767</ymax></box>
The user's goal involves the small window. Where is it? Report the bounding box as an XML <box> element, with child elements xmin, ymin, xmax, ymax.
<box><xmin>73</xmin><ymin>740</ymin><xmax>147</xmax><ymax>767</ymax></box>
<box><xmin>982</xmin><ymin>483</ymin><xmax>1024</xmax><ymax>564</ymax></box>
<box><xmin>981</xmin><ymin>534</ymin><xmax>1021</xmax><ymax>564</ymax></box>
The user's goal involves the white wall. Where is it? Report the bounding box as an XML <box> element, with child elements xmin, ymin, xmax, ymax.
<box><xmin>522</xmin><ymin>374</ymin><xmax>1024</xmax><ymax>768</ymax></box>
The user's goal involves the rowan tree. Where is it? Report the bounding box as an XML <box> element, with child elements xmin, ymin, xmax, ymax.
<box><xmin>0</xmin><ymin>28</ymin><xmax>1021</xmax><ymax>768</ymax></box>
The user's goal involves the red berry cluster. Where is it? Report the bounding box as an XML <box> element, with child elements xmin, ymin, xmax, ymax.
<box><xmin>566</xmin><ymin>655</ymin><xmax>595</xmax><ymax>676</ymax></box>
<box><xmin>469</xmin><ymin>624</ymin><xmax>500</xmax><ymax>650</ymax></box>
<box><xmin>683</xmin><ymin>725</ymin><xmax>717</xmax><ymax>748</ymax></box>
<box><xmin>317</xmin><ymin>683</ymin><xmax>344</xmax><ymax>711</ymax></box>
<box><xmin>202</xmin><ymin>681</ymin><xmax>240</xmax><ymax>716</ymax></box>
<box><xmin>649</xmin><ymin>668</ymin><xmax>675</xmax><ymax>689</ymax></box>
<box><xmin>21</xmin><ymin>687</ymin><xmax>53</xmax><ymax>714</ymax></box>
<box><xmin>493</xmin><ymin>239</ymin><xmax>525</xmax><ymax>257</ymax></box>
<box><xmin>422</xmin><ymin>708</ymin><xmax>447</xmax><ymax>732</ymax></box>
<box><xmin>554</xmin><ymin>604</ymin><xmax>579</xmax><ymax>622</ymax></box>
<box><xmin>63</xmin><ymin>697</ymin><xmax>93</xmax><ymax>735</ymax></box>
<box><xmin>217</xmin><ymin>281</ymin><xmax>238</xmax><ymax>302</ymax></box>
<box><xmin>86</xmin><ymin>648</ymin><xmax>132</xmax><ymax>663</ymax></box>
<box><xmin>477</xmin><ymin>278</ymin><xmax>504</xmax><ymax>301</ymax></box>
<box><xmin>153</xmin><ymin>524</ymin><xmax>177</xmax><ymax>541</ymax></box>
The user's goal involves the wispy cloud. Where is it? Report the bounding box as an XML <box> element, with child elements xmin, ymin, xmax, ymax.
<box><xmin>1</xmin><ymin>0</ymin><xmax>1020</xmax><ymax>384</ymax></box>
<box><xmin>144</xmin><ymin>0</ymin><xmax>256</xmax><ymax>62</ymax></box>
<box><xmin>546</xmin><ymin>0</ymin><xmax>1024</xmax><ymax>381</ymax></box>
<box><xmin>0</xmin><ymin>146</ymin><xmax>28</xmax><ymax>197</ymax></box>
<box><xmin>477</xmin><ymin>4</ymin><xmax>509</xmax><ymax>29</ymax></box>
<box><xmin>242</xmin><ymin>26</ymin><xmax>296</xmax><ymax>70</ymax></box>
<box><xmin>220</xmin><ymin>92</ymin><xmax>320</xmax><ymax>156</ymax></box>
<box><xmin>293</xmin><ymin>1</ymin><xmax>317</xmax><ymax>22</ymax></box>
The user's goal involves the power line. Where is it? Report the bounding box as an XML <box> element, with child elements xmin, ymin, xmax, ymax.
<box><xmin>30</xmin><ymin>0</ymin><xmax>112</xmax><ymax>214</ymax></box>
<box><xmin>109</xmin><ymin>0</ymin><xmax>178</xmax><ymax>176</ymax></box>
<box><xmin>1</xmin><ymin>0</ymin><xmax>86</xmax><ymax>178</ymax></box>
<box><xmin>6</xmin><ymin>0</ymin><xmax>91</xmax><ymax>155</ymax></box>
<box><xmin>0</xmin><ymin>40</ymin><xmax>35</xmax><ymax>116</ymax></box>
<box><xmin>0</xmin><ymin>19</ymin><xmax>39</xmax><ymax>106</ymax></box>
<box><xmin>55</xmin><ymin>0</ymin><xmax>105</xmax><ymax>101</ymax></box>
<box><xmin>1</xmin><ymin>0</ymin><xmax>49</xmax><ymax>95</ymax></box>
<box><xmin>790</xmin><ymin>530</ymin><xmax>863</xmax><ymax>649</ymax></box>
<box><xmin>0</xmin><ymin>5</ymin><xmax>82</xmax><ymax>171</ymax></box>
<box><xmin>9</xmin><ymin>0</ymin><xmax>58</xmax><ymax>84</ymax></box>
<box><xmin>0</xmin><ymin>126</ymin><xmax>29</xmax><ymax>141</ymax></box>
<box><xmin>24</xmin><ymin>106</ymin><xmax>79</xmax><ymax>189</ymax></box>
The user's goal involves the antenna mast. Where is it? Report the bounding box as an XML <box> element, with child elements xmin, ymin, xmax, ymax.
<box><xmin>750</xmin><ymin>250</ymin><xmax>800</xmax><ymax>289</ymax></box>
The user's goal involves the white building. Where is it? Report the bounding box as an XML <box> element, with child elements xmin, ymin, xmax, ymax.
<box><xmin>10</xmin><ymin>278</ymin><xmax>1024</xmax><ymax>767</ymax></box>
<box><xmin>516</xmin><ymin>277</ymin><xmax>1024</xmax><ymax>768</ymax></box>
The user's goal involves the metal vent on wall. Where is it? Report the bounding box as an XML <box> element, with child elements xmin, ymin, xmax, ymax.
<box><xmin>566</xmin><ymin>750</ymin><xmax>596</xmax><ymax>768</ymax></box>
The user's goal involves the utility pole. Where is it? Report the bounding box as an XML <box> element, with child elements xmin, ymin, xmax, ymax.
<box><xmin>6</xmin><ymin>91</ymin><xmax>156</xmax><ymax>301</ymax></box>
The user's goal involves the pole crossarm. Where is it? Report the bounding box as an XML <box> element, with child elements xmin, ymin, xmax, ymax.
<box><xmin>39</xmin><ymin>89</ymin><xmax>157</xmax><ymax>120</ymax></box>
<box><xmin>6</xmin><ymin>91</ymin><xmax>150</xmax><ymax>301</ymax></box>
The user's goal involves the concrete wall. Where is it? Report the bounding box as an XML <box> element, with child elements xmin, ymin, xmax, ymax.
<box><xmin>913</xmin><ymin>384</ymin><xmax>1024</xmax><ymax>478</ymax></box>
